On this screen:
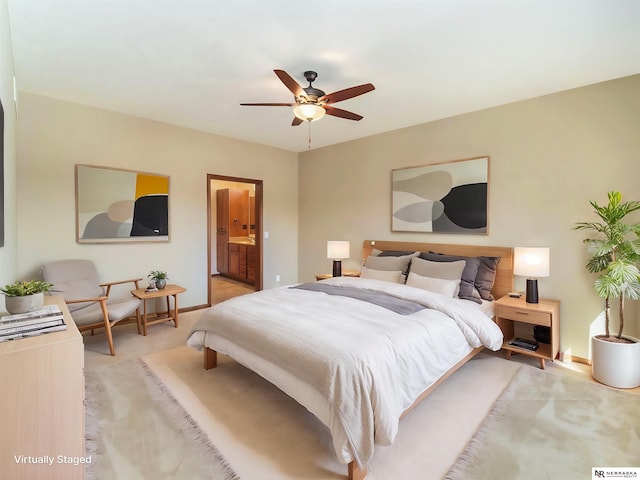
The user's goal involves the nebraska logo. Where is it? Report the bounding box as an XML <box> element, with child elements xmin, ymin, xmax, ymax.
<box><xmin>593</xmin><ymin>468</ymin><xmax>640</xmax><ymax>479</ymax></box>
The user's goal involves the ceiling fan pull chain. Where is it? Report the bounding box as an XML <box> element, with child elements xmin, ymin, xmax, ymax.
<box><xmin>308</xmin><ymin>121</ymin><xmax>312</xmax><ymax>150</ymax></box>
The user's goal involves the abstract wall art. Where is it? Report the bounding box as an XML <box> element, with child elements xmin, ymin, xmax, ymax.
<box><xmin>392</xmin><ymin>156</ymin><xmax>489</xmax><ymax>234</ymax></box>
<box><xmin>75</xmin><ymin>164</ymin><xmax>170</xmax><ymax>243</ymax></box>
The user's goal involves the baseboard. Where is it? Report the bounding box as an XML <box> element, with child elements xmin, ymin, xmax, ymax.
<box><xmin>180</xmin><ymin>304</ymin><xmax>209</xmax><ymax>313</ymax></box>
<box><xmin>558</xmin><ymin>351</ymin><xmax>590</xmax><ymax>365</ymax></box>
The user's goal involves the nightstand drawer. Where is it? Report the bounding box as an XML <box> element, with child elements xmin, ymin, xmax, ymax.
<box><xmin>497</xmin><ymin>306</ymin><xmax>551</xmax><ymax>327</ymax></box>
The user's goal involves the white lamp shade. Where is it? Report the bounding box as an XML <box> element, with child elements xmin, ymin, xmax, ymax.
<box><xmin>293</xmin><ymin>104</ymin><xmax>326</xmax><ymax>122</ymax></box>
<box><xmin>514</xmin><ymin>247</ymin><xmax>550</xmax><ymax>278</ymax></box>
<box><xmin>327</xmin><ymin>241</ymin><xmax>350</xmax><ymax>260</ymax></box>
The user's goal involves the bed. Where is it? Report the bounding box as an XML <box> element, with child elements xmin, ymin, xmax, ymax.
<box><xmin>187</xmin><ymin>240</ymin><xmax>513</xmax><ymax>479</ymax></box>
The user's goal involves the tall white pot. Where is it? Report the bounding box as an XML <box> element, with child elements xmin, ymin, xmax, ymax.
<box><xmin>591</xmin><ymin>335</ymin><xmax>640</xmax><ymax>389</ymax></box>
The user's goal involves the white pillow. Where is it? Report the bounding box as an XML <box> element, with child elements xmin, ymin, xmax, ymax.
<box><xmin>408</xmin><ymin>257</ymin><xmax>465</xmax><ymax>296</ymax></box>
<box><xmin>406</xmin><ymin>272</ymin><xmax>460</xmax><ymax>297</ymax></box>
<box><xmin>361</xmin><ymin>267</ymin><xmax>403</xmax><ymax>283</ymax></box>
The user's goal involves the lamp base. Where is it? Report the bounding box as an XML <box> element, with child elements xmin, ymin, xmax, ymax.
<box><xmin>526</xmin><ymin>278</ymin><xmax>539</xmax><ymax>303</ymax></box>
<box><xmin>332</xmin><ymin>260</ymin><xmax>342</xmax><ymax>277</ymax></box>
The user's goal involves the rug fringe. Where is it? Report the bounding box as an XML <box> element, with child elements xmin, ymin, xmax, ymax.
<box><xmin>84</xmin><ymin>367</ymin><xmax>108</xmax><ymax>480</ymax></box>
<box><xmin>139</xmin><ymin>359</ymin><xmax>240</xmax><ymax>480</ymax></box>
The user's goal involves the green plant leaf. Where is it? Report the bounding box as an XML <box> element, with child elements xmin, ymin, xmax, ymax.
<box><xmin>0</xmin><ymin>280</ymin><xmax>54</xmax><ymax>296</ymax></box>
<box><xmin>608</xmin><ymin>260</ymin><xmax>640</xmax><ymax>283</ymax></box>
<box><xmin>595</xmin><ymin>274</ymin><xmax>621</xmax><ymax>299</ymax></box>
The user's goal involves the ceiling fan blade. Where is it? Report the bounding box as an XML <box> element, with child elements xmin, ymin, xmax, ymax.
<box><xmin>319</xmin><ymin>83</ymin><xmax>375</xmax><ymax>105</ymax></box>
<box><xmin>240</xmin><ymin>102</ymin><xmax>295</xmax><ymax>106</ymax></box>
<box><xmin>324</xmin><ymin>105</ymin><xmax>364</xmax><ymax>121</ymax></box>
<box><xmin>274</xmin><ymin>70</ymin><xmax>306</xmax><ymax>100</ymax></box>
<box><xmin>291</xmin><ymin>116</ymin><xmax>304</xmax><ymax>126</ymax></box>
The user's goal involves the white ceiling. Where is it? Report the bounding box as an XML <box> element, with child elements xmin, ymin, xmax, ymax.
<box><xmin>7</xmin><ymin>0</ymin><xmax>640</xmax><ymax>152</ymax></box>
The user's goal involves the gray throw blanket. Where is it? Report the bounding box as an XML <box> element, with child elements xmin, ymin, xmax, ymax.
<box><xmin>291</xmin><ymin>282</ymin><xmax>427</xmax><ymax>315</ymax></box>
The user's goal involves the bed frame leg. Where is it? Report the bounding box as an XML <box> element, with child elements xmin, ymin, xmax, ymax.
<box><xmin>348</xmin><ymin>461</ymin><xmax>367</xmax><ymax>480</ymax></box>
<box><xmin>204</xmin><ymin>347</ymin><xmax>218</xmax><ymax>370</ymax></box>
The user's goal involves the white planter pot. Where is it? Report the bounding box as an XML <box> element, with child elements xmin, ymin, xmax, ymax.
<box><xmin>4</xmin><ymin>292</ymin><xmax>45</xmax><ymax>315</ymax></box>
<box><xmin>591</xmin><ymin>335</ymin><xmax>640</xmax><ymax>389</ymax></box>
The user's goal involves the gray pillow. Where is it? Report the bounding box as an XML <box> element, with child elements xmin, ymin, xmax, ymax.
<box><xmin>474</xmin><ymin>256</ymin><xmax>501</xmax><ymax>301</ymax></box>
<box><xmin>409</xmin><ymin>257</ymin><xmax>466</xmax><ymax>280</ymax></box>
<box><xmin>364</xmin><ymin>254</ymin><xmax>413</xmax><ymax>272</ymax></box>
<box><xmin>423</xmin><ymin>251</ymin><xmax>500</xmax><ymax>301</ymax></box>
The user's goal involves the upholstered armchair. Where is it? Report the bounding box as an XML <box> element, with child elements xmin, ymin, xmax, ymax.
<box><xmin>41</xmin><ymin>259</ymin><xmax>142</xmax><ymax>356</ymax></box>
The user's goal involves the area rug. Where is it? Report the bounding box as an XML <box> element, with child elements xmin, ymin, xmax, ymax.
<box><xmin>143</xmin><ymin>346</ymin><xmax>522</xmax><ymax>480</ymax></box>
<box><xmin>446</xmin><ymin>365</ymin><xmax>640</xmax><ymax>479</ymax></box>
<box><xmin>84</xmin><ymin>359</ymin><xmax>239</xmax><ymax>480</ymax></box>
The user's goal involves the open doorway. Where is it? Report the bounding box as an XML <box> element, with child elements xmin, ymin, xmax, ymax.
<box><xmin>207</xmin><ymin>174</ymin><xmax>263</xmax><ymax>306</ymax></box>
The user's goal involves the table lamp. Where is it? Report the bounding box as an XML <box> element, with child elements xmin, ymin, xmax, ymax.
<box><xmin>327</xmin><ymin>241</ymin><xmax>350</xmax><ymax>277</ymax></box>
<box><xmin>514</xmin><ymin>247</ymin><xmax>550</xmax><ymax>304</ymax></box>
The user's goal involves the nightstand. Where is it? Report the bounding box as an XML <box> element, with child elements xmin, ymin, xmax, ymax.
<box><xmin>495</xmin><ymin>295</ymin><xmax>560</xmax><ymax>369</ymax></box>
<box><xmin>315</xmin><ymin>270</ymin><xmax>360</xmax><ymax>281</ymax></box>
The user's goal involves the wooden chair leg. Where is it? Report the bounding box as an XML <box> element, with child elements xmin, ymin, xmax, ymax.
<box><xmin>103</xmin><ymin>321</ymin><xmax>115</xmax><ymax>356</ymax></box>
<box><xmin>99</xmin><ymin>301</ymin><xmax>116</xmax><ymax>356</ymax></box>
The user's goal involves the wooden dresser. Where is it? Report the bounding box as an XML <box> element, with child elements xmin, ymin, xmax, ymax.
<box><xmin>0</xmin><ymin>296</ymin><xmax>85</xmax><ymax>479</ymax></box>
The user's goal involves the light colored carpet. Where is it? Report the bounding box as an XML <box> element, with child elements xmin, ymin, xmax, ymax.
<box><xmin>143</xmin><ymin>346</ymin><xmax>521</xmax><ymax>480</ymax></box>
<box><xmin>84</xmin><ymin>309</ymin><xmax>632</xmax><ymax>479</ymax></box>
<box><xmin>84</xmin><ymin>358</ymin><xmax>239</xmax><ymax>480</ymax></box>
<box><xmin>446</xmin><ymin>364</ymin><xmax>640</xmax><ymax>479</ymax></box>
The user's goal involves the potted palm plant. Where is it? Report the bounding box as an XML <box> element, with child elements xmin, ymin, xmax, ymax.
<box><xmin>1</xmin><ymin>280</ymin><xmax>54</xmax><ymax>314</ymax></box>
<box><xmin>574</xmin><ymin>191</ymin><xmax>640</xmax><ymax>388</ymax></box>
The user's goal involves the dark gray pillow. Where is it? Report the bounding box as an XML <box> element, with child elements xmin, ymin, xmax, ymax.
<box><xmin>419</xmin><ymin>252</ymin><xmax>484</xmax><ymax>303</ymax></box>
<box><xmin>424</xmin><ymin>251</ymin><xmax>500</xmax><ymax>301</ymax></box>
<box><xmin>474</xmin><ymin>256</ymin><xmax>501</xmax><ymax>301</ymax></box>
<box><xmin>378</xmin><ymin>250</ymin><xmax>415</xmax><ymax>257</ymax></box>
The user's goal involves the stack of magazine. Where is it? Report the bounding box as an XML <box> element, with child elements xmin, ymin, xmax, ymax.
<box><xmin>0</xmin><ymin>305</ymin><xmax>67</xmax><ymax>342</ymax></box>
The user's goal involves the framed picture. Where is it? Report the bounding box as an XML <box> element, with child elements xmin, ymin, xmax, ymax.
<box><xmin>75</xmin><ymin>164</ymin><xmax>170</xmax><ymax>243</ymax></box>
<box><xmin>392</xmin><ymin>156</ymin><xmax>489</xmax><ymax>234</ymax></box>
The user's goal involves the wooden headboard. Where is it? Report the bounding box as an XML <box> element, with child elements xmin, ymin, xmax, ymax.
<box><xmin>361</xmin><ymin>240</ymin><xmax>514</xmax><ymax>300</ymax></box>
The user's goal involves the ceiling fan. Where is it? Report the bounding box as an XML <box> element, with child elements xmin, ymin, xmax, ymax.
<box><xmin>241</xmin><ymin>70</ymin><xmax>375</xmax><ymax>126</ymax></box>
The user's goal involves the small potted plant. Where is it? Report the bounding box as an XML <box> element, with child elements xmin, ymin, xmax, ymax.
<box><xmin>1</xmin><ymin>280</ymin><xmax>54</xmax><ymax>314</ymax></box>
<box><xmin>148</xmin><ymin>270</ymin><xmax>168</xmax><ymax>290</ymax></box>
<box><xmin>574</xmin><ymin>191</ymin><xmax>640</xmax><ymax>388</ymax></box>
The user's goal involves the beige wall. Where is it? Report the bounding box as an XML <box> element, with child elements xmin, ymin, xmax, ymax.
<box><xmin>16</xmin><ymin>93</ymin><xmax>299</xmax><ymax>308</ymax></box>
<box><xmin>9</xmin><ymin>66</ymin><xmax>640</xmax><ymax>360</ymax></box>
<box><xmin>298</xmin><ymin>75</ymin><xmax>640</xmax><ymax>360</ymax></box>
<box><xmin>0</xmin><ymin>0</ymin><xmax>17</xmax><ymax>311</ymax></box>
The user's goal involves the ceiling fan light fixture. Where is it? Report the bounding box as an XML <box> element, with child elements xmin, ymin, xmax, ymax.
<box><xmin>293</xmin><ymin>104</ymin><xmax>325</xmax><ymax>122</ymax></box>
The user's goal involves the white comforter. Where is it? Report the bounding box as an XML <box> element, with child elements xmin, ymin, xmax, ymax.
<box><xmin>187</xmin><ymin>276</ymin><xmax>503</xmax><ymax>468</ymax></box>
